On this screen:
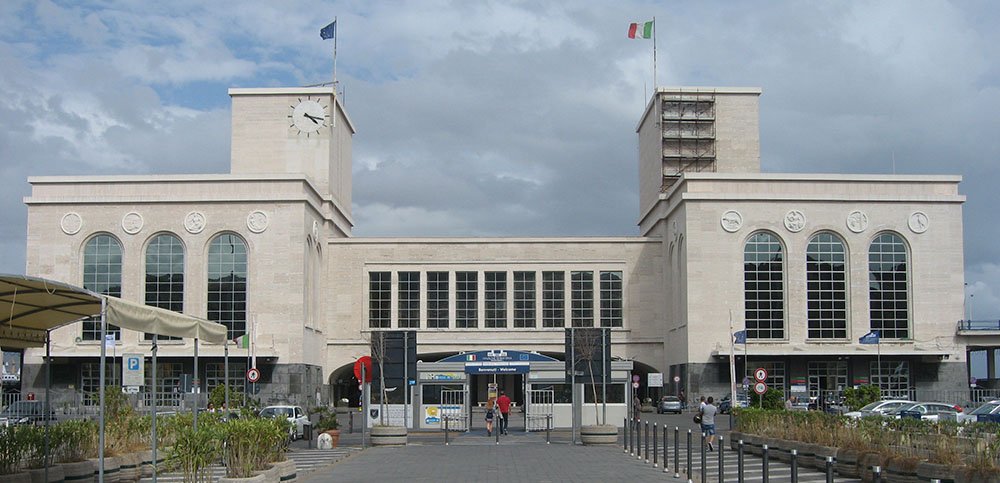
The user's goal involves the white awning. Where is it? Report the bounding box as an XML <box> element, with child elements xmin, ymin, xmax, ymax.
<box><xmin>0</xmin><ymin>274</ymin><xmax>226</xmax><ymax>346</ymax></box>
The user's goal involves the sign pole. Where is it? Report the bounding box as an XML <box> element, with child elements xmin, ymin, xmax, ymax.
<box><xmin>602</xmin><ymin>327</ymin><xmax>607</xmax><ymax>425</ymax></box>
<box><xmin>361</xmin><ymin>362</ymin><xmax>367</xmax><ymax>449</ymax></box>
<box><xmin>404</xmin><ymin>332</ymin><xmax>409</xmax><ymax>430</ymax></box>
<box><xmin>570</xmin><ymin>327</ymin><xmax>576</xmax><ymax>445</ymax></box>
<box><xmin>224</xmin><ymin>339</ymin><xmax>229</xmax><ymax>414</ymax></box>
<box><xmin>729</xmin><ymin>311</ymin><xmax>737</xmax><ymax>413</ymax></box>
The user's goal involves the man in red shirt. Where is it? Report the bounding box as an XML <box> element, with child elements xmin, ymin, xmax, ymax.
<box><xmin>497</xmin><ymin>390</ymin><xmax>512</xmax><ymax>435</ymax></box>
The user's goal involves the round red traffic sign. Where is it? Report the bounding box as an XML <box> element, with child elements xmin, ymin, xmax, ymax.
<box><xmin>246</xmin><ymin>367</ymin><xmax>261</xmax><ymax>383</ymax></box>
<box><xmin>354</xmin><ymin>356</ymin><xmax>373</xmax><ymax>383</ymax></box>
<box><xmin>753</xmin><ymin>382</ymin><xmax>767</xmax><ymax>395</ymax></box>
<box><xmin>754</xmin><ymin>367</ymin><xmax>768</xmax><ymax>382</ymax></box>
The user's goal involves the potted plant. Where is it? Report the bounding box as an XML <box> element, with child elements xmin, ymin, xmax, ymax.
<box><xmin>313</xmin><ymin>408</ymin><xmax>340</xmax><ymax>448</ymax></box>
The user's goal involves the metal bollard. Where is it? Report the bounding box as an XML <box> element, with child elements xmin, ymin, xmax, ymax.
<box><xmin>645</xmin><ymin>421</ymin><xmax>650</xmax><ymax>463</ymax></box>
<box><xmin>701</xmin><ymin>432</ymin><xmax>706</xmax><ymax>483</ymax></box>
<box><xmin>762</xmin><ymin>444</ymin><xmax>769</xmax><ymax>483</ymax></box>
<box><xmin>546</xmin><ymin>414</ymin><xmax>551</xmax><ymax>444</ymax></box>
<box><xmin>674</xmin><ymin>427</ymin><xmax>680</xmax><ymax>479</ymax></box>
<box><xmin>624</xmin><ymin>417</ymin><xmax>629</xmax><ymax>453</ymax></box>
<box><xmin>873</xmin><ymin>465</ymin><xmax>882</xmax><ymax>483</ymax></box>
<box><xmin>718</xmin><ymin>436</ymin><xmax>724</xmax><ymax>483</ymax></box>
<box><xmin>638</xmin><ymin>420</ymin><xmax>644</xmax><ymax>460</ymax></box>
<box><xmin>738</xmin><ymin>440</ymin><xmax>745</xmax><ymax>483</ymax></box>
<box><xmin>825</xmin><ymin>456</ymin><xmax>834</xmax><ymax>483</ymax></box>
<box><xmin>349</xmin><ymin>410</ymin><xmax>354</xmax><ymax>433</ymax></box>
<box><xmin>496</xmin><ymin>416</ymin><xmax>500</xmax><ymax>445</ymax></box>
<box><xmin>791</xmin><ymin>449</ymin><xmax>798</xmax><ymax>483</ymax></box>
<box><xmin>663</xmin><ymin>425</ymin><xmax>669</xmax><ymax>473</ymax></box>
<box><xmin>653</xmin><ymin>422</ymin><xmax>658</xmax><ymax>467</ymax></box>
<box><xmin>686</xmin><ymin>430</ymin><xmax>693</xmax><ymax>483</ymax></box>
<box><xmin>444</xmin><ymin>416</ymin><xmax>449</xmax><ymax>445</ymax></box>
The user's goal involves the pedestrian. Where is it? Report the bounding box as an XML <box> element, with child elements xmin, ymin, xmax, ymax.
<box><xmin>698</xmin><ymin>395</ymin><xmax>706</xmax><ymax>412</ymax></box>
<box><xmin>633</xmin><ymin>394</ymin><xmax>642</xmax><ymax>427</ymax></box>
<box><xmin>679</xmin><ymin>388</ymin><xmax>687</xmax><ymax>409</ymax></box>
<box><xmin>497</xmin><ymin>390</ymin><xmax>512</xmax><ymax>435</ymax></box>
<box><xmin>700</xmin><ymin>396</ymin><xmax>718</xmax><ymax>451</ymax></box>
<box><xmin>785</xmin><ymin>395</ymin><xmax>794</xmax><ymax>411</ymax></box>
<box><xmin>485</xmin><ymin>397</ymin><xmax>496</xmax><ymax>436</ymax></box>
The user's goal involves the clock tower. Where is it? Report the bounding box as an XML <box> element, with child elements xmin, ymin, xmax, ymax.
<box><xmin>228</xmin><ymin>86</ymin><xmax>355</xmax><ymax>213</ymax></box>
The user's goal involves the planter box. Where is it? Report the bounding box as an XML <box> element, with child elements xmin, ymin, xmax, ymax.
<box><xmin>955</xmin><ymin>468</ymin><xmax>1000</xmax><ymax>483</ymax></box>
<box><xmin>219</xmin><ymin>475</ymin><xmax>268</xmax><ymax>483</ymax></box>
<box><xmin>916</xmin><ymin>461</ymin><xmax>958</xmax><ymax>483</ymax></box>
<box><xmin>59</xmin><ymin>460</ymin><xmax>95</xmax><ymax>483</ymax></box>
<box><xmin>117</xmin><ymin>453</ymin><xmax>140</xmax><ymax>482</ymax></box>
<box><xmin>812</xmin><ymin>445</ymin><xmax>838</xmax><ymax>472</ymax></box>
<box><xmin>0</xmin><ymin>473</ymin><xmax>32</xmax><ymax>483</ymax></box>
<box><xmin>87</xmin><ymin>457</ymin><xmax>119</xmax><ymax>483</ymax></box>
<box><xmin>28</xmin><ymin>465</ymin><xmax>64</xmax><ymax>483</ymax></box>
<box><xmin>271</xmin><ymin>460</ymin><xmax>296</xmax><ymax>482</ymax></box>
<box><xmin>370</xmin><ymin>425</ymin><xmax>407</xmax><ymax>446</ymax></box>
<box><xmin>580</xmin><ymin>425</ymin><xmax>618</xmax><ymax>445</ymax></box>
<box><xmin>884</xmin><ymin>457</ymin><xmax>921</xmax><ymax>483</ymax></box>
<box><xmin>859</xmin><ymin>452</ymin><xmax>885</xmax><ymax>483</ymax></box>
<box><xmin>835</xmin><ymin>448</ymin><xmax>861</xmax><ymax>479</ymax></box>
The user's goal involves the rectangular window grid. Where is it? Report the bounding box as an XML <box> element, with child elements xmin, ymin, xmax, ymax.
<box><xmin>82</xmin><ymin>235</ymin><xmax>122</xmax><ymax>341</ymax></box>
<box><xmin>485</xmin><ymin>271</ymin><xmax>507</xmax><ymax>328</ymax></box>
<box><xmin>398</xmin><ymin>272</ymin><xmax>420</xmax><ymax>329</ymax></box>
<box><xmin>456</xmin><ymin>271</ymin><xmax>478</xmax><ymax>328</ymax></box>
<box><xmin>514</xmin><ymin>271</ymin><xmax>536</xmax><ymax>328</ymax></box>
<box><xmin>82</xmin><ymin>362</ymin><xmax>120</xmax><ymax>405</ymax></box>
<box><xmin>144</xmin><ymin>235</ymin><xmax>183</xmax><ymax>341</ymax></box>
<box><xmin>869</xmin><ymin>234</ymin><xmax>909</xmax><ymax>339</ymax></box>
<box><xmin>205</xmin><ymin>361</ymin><xmax>248</xmax><ymax>394</ymax></box>
<box><xmin>870</xmin><ymin>360</ymin><xmax>910</xmax><ymax>399</ymax></box>
<box><xmin>807</xmin><ymin>234</ymin><xmax>847</xmax><ymax>339</ymax></box>
<box><xmin>600</xmin><ymin>271</ymin><xmax>623</xmax><ymax>328</ymax></box>
<box><xmin>571</xmin><ymin>271</ymin><xmax>594</xmax><ymax>327</ymax></box>
<box><xmin>807</xmin><ymin>361</ymin><xmax>848</xmax><ymax>398</ymax></box>
<box><xmin>368</xmin><ymin>272</ymin><xmax>391</xmax><ymax>328</ymax></box>
<box><xmin>542</xmin><ymin>271</ymin><xmax>565</xmax><ymax>328</ymax></box>
<box><xmin>207</xmin><ymin>234</ymin><xmax>248</xmax><ymax>341</ymax></box>
<box><xmin>143</xmin><ymin>362</ymin><xmax>182</xmax><ymax>407</ymax></box>
<box><xmin>427</xmin><ymin>272</ymin><xmax>449</xmax><ymax>328</ymax></box>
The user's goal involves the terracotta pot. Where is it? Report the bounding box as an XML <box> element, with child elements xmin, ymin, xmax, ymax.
<box><xmin>835</xmin><ymin>448</ymin><xmax>861</xmax><ymax>478</ymax></box>
<box><xmin>370</xmin><ymin>425</ymin><xmax>407</xmax><ymax>446</ymax></box>
<box><xmin>324</xmin><ymin>429</ymin><xmax>341</xmax><ymax>448</ymax></box>
<box><xmin>580</xmin><ymin>424</ymin><xmax>618</xmax><ymax>445</ymax></box>
<box><xmin>27</xmin><ymin>465</ymin><xmax>64</xmax><ymax>483</ymax></box>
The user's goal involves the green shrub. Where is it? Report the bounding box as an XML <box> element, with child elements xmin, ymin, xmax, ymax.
<box><xmin>843</xmin><ymin>385</ymin><xmax>881</xmax><ymax>411</ymax></box>
<box><xmin>55</xmin><ymin>419</ymin><xmax>97</xmax><ymax>463</ymax></box>
<box><xmin>223</xmin><ymin>417</ymin><xmax>288</xmax><ymax>478</ymax></box>
<box><xmin>311</xmin><ymin>407</ymin><xmax>339</xmax><ymax>432</ymax></box>
<box><xmin>748</xmin><ymin>388</ymin><xmax>784</xmax><ymax>409</ymax></box>
<box><xmin>166</xmin><ymin>422</ymin><xmax>222</xmax><ymax>483</ymax></box>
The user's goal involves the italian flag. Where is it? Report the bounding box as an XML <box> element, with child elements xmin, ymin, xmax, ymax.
<box><xmin>628</xmin><ymin>20</ymin><xmax>653</xmax><ymax>39</ymax></box>
<box><xmin>233</xmin><ymin>334</ymin><xmax>250</xmax><ymax>349</ymax></box>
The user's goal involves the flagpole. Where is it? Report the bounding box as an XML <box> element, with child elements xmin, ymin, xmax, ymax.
<box><xmin>877</xmin><ymin>333</ymin><xmax>881</xmax><ymax>390</ymax></box>
<box><xmin>651</xmin><ymin>16</ymin><xmax>657</xmax><ymax>92</ymax></box>
<box><xmin>333</xmin><ymin>16</ymin><xmax>338</xmax><ymax>86</ymax></box>
<box><xmin>729</xmin><ymin>310</ymin><xmax>737</xmax><ymax>411</ymax></box>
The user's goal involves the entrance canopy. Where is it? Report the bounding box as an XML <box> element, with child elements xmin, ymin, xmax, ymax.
<box><xmin>439</xmin><ymin>349</ymin><xmax>559</xmax><ymax>375</ymax></box>
<box><xmin>0</xmin><ymin>274</ymin><xmax>226</xmax><ymax>346</ymax></box>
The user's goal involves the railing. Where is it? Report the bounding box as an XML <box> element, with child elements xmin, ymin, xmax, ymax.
<box><xmin>957</xmin><ymin>320</ymin><xmax>1000</xmax><ymax>332</ymax></box>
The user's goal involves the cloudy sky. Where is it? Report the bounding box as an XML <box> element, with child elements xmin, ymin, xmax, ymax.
<box><xmin>1</xmin><ymin>0</ymin><xmax>998</xmax><ymax>319</ymax></box>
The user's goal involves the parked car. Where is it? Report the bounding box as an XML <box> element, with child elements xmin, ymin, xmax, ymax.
<box><xmin>843</xmin><ymin>399</ymin><xmax>915</xmax><ymax>419</ymax></box>
<box><xmin>889</xmin><ymin>402</ymin><xmax>962</xmax><ymax>422</ymax></box>
<box><xmin>957</xmin><ymin>400</ymin><xmax>1000</xmax><ymax>423</ymax></box>
<box><xmin>0</xmin><ymin>401</ymin><xmax>55</xmax><ymax>426</ymax></box>
<box><xmin>259</xmin><ymin>405</ymin><xmax>309</xmax><ymax>440</ymax></box>
<box><xmin>657</xmin><ymin>396</ymin><xmax>683</xmax><ymax>414</ymax></box>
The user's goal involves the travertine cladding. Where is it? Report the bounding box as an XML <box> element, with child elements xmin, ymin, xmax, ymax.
<box><xmin>229</xmin><ymin>87</ymin><xmax>355</xmax><ymax>215</ymax></box>
<box><xmin>22</xmin><ymin>175</ymin><xmax>344</xmax><ymax>369</ymax></box>
<box><xmin>323</xmin><ymin>238</ymin><xmax>665</xmax><ymax>374</ymax></box>
<box><xmin>643</xmin><ymin>173</ymin><xmax>966</xmax><ymax>388</ymax></box>
<box><xmin>637</xmin><ymin>87</ymin><xmax>763</xmax><ymax>218</ymax></box>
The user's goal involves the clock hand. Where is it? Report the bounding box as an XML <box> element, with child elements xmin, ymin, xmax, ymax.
<box><xmin>304</xmin><ymin>113</ymin><xmax>322</xmax><ymax>124</ymax></box>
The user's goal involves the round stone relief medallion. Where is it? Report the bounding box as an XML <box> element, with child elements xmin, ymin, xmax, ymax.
<box><xmin>121</xmin><ymin>212</ymin><xmax>144</xmax><ymax>235</ymax></box>
<box><xmin>783</xmin><ymin>210</ymin><xmax>806</xmax><ymax>233</ymax></box>
<box><xmin>247</xmin><ymin>210</ymin><xmax>269</xmax><ymax>233</ymax></box>
<box><xmin>184</xmin><ymin>211</ymin><xmax>207</xmax><ymax>234</ymax></box>
<box><xmin>721</xmin><ymin>210</ymin><xmax>743</xmax><ymax>233</ymax></box>
<box><xmin>60</xmin><ymin>212</ymin><xmax>83</xmax><ymax>235</ymax></box>
<box><xmin>846</xmin><ymin>210</ymin><xmax>869</xmax><ymax>233</ymax></box>
<box><xmin>908</xmin><ymin>211</ymin><xmax>929</xmax><ymax>234</ymax></box>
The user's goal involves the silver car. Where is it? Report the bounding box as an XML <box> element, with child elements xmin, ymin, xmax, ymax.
<box><xmin>657</xmin><ymin>396</ymin><xmax>683</xmax><ymax>414</ymax></box>
<box><xmin>843</xmin><ymin>399</ymin><xmax>914</xmax><ymax>419</ymax></box>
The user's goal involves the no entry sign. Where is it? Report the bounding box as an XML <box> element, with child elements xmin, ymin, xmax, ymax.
<box><xmin>247</xmin><ymin>367</ymin><xmax>261</xmax><ymax>383</ymax></box>
<box><xmin>354</xmin><ymin>355</ymin><xmax>373</xmax><ymax>383</ymax></box>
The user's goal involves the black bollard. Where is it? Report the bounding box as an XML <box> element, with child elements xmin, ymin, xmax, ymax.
<box><xmin>762</xmin><ymin>444</ymin><xmax>769</xmax><ymax>483</ymax></box>
<box><xmin>444</xmin><ymin>416</ymin><xmax>449</xmax><ymax>445</ymax></box>
<box><xmin>496</xmin><ymin>415</ymin><xmax>500</xmax><ymax>445</ymax></box>
<box><xmin>873</xmin><ymin>465</ymin><xmax>882</xmax><ymax>483</ymax></box>
<box><xmin>701</xmin><ymin>432</ymin><xmax>706</xmax><ymax>483</ymax></box>
<box><xmin>645</xmin><ymin>421</ymin><xmax>650</xmax><ymax>463</ymax></box>
<box><xmin>825</xmin><ymin>456</ymin><xmax>833</xmax><ymax>483</ymax></box>
<box><xmin>546</xmin><ymin>414</ymin><xmax>551</xmax><ymax>444</ymax></box>
<box><xmin>653</xmin><ymin>422</ymin><xmax>658</xmax><ymax>467</ymax></box>
<box><xmin>687</xmin><ymin>430</ymin><xmax>692</xmax><ymax>482</ymax></box>
<box><xmin>674</xmin><ymin>426</ymin><xmax>680</xmax><ymax>479</ymax></box>
<box><xmin>791</xmin><ymin>449</ymin><xmax>798</xmax><ymax>483</ymax></box>
<box><xmin>738</xmin><ymin>440</ymin><xmax>745</xmax><ymax>483</ymax></box>
<box><xmin>718</xmin><ymin>436</ymin><xmax>724</xmax><ymax>483</ymax></box>
<box><xmin>663</xmin><ymin>425</ymin><xmax>669</xmax><ymax>473</ymax></box>
<box><xmin>624</xmin><ymin>417</ymin><xmax>629</xmax><ymax>453</ymax></box>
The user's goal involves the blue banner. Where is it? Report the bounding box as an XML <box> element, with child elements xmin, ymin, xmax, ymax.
<box><xmin>733</xmin><ymin>330</ymin><xmax>747</xmax><ymax>344</ymax></box>
<box><xmin>859</xmin><ymin>330</ymin><xmax>881</xmax><ymax>344</ymax></box>
<box><xmin>320</xmin><ymin>20</ymin><xmax>336</xmax><ymax>40</ymax></box>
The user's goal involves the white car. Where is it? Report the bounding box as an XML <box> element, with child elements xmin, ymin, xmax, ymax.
<box><xmin>957</xmin><ymin>400</ymin><xmax>1000</xmax><ymax>423</ymax></box>
<box><xmin>889</xmin><ymin>402</ymin><xmax>962</xmax><ymax>422</ymax></box>
<box><xmin>844</xmin><ymin>399</ymin><xmax>914</xmax><ymax>419</ymax></box>
<box><xmin>259</xmin><ymin>405</ymin><xmax>309</xmax><ymax>440</ymax></box>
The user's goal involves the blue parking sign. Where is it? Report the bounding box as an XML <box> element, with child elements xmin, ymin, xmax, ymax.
<box><xmin>128</xmin><ymin>356</ymin><xmax>140</xmax><ymax>371</ymax></box>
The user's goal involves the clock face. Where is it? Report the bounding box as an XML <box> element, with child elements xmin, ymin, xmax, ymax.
<box><xmin>289</xmin><ymin>97</ymin><xmax>328</xmax><ymax>135</ymax></box>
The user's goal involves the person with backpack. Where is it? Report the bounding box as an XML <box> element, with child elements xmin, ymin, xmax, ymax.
<box><xmin>699</xmin><ymin>396</ymin><xmax>719</xmax><ymax>451</ymax></box>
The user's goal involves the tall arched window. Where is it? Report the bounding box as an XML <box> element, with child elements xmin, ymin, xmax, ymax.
<box><xmin>869</xmin><ymin>232</ymin><xmax>909</xmax><ymax>339</ymax></box>
<box><xmin>806</xmin><ymin>232</ymin><xmax>848</xmax><ymax>339</ymax></box>
<box><xmin>82</xmin><ymin>234</ymin><xmax>122</xmax><ymax>340</ymax></box>
<box><xmin>744</xmin><ymin>232</ymin><xmax>785</xmax><ymax>339</ymax></box>
<box><xmin>145</xmin><ymin>234</ymin><xmax>184</xmax><ymax>340</ymax></box>
<box><xmin>208</xmin><ymin>234</ymin><xmax>248</xmax><ymax>340</ymax></box>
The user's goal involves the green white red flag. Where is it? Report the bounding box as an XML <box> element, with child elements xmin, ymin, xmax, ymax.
<box><xmin>628</xmin><ymin>20</ymin><xmax>653</xmax><ymax>39</ymax></box>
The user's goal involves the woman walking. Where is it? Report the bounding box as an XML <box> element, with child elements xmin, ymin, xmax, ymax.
<box><xmin>485</xmin><ymin>397</ymin><xmax>497</xmax><ymax>436</ymax></box>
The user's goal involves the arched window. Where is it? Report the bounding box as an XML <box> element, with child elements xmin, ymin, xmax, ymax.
<box><xmin>145</xmin><ymin>234</ymin><xmax>184</xmax><ymax>340</ymax></box>
<box><xmin>744</xmin><ymin>232</ymin><xmax>785</xmax><ymax>339</ymax></box>
<box><xmin>806</xmin><ymin>232</ymin><xmax>848</xmax><ymax>339</ymax></box>
<box><xmin>207</xmin><ymin>234</ymin><xmax>248</xmax><ymax>341</ymax></box>
<box><xmin>869</xmin><ymin>233</ymin><xmax>909</xmax><ymax>339</ymax></box>
<box><xmin>82</xmin><ymin>234</ymin><xmax>122</xmax><ymax>341</ymax></box>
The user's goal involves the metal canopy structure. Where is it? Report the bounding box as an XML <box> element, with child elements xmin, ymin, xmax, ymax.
<box><xmin>0</xmin><ymin>274</ymin><xmax>226</xmax><ymax>482</ymax></box>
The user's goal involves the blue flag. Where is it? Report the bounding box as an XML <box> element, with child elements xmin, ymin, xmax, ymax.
<box><xmin>733</xmin><ymin>330</ymin><xmax>747</xmax><ymax>344</ymax></box>
<box><xmin>859</xmin><ymin>330</ymin><xmax>880</xmax><ymax>344</ymax></box>
<box><xmin>320</xmin><ymin>20</ymin><xmax>337</xmax><ymax>40</ymax></box>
